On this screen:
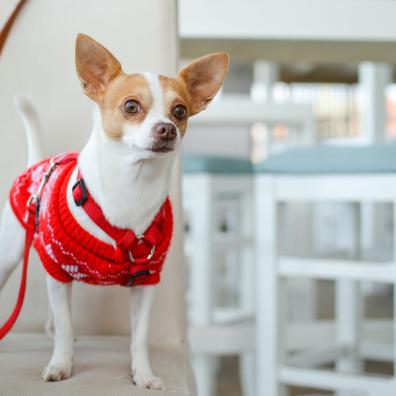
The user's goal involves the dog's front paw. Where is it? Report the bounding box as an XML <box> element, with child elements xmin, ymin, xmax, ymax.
<box><xmin>41</xmin><ymin>360</ymin><xmax>72</xmax><ymax>382</ymax></box>
<box><xmin>132</xmin><ymin>371</ymin><xmax>164</xmax><ymax>390</ymax></box>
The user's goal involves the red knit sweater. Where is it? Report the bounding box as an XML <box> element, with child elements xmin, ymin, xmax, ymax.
<box><xmin>9</xmin><ymin>152</ymin><xmax>173</xmax><ymax>287</ymax></box>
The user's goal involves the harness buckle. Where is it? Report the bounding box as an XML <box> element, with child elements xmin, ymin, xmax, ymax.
<box><xmin>127</xmin><ymin>270</ymin><xmax>153</xmax><ymax>287</ymax></box>
<box><xmin>26</xmin><ymin>194</ymin><xmax>38</xmax><ymax>207</ymax></box>
<box><xmin>27</xmin><ymin>158</ymin><xmax>58</xmax><ymax>208</ymax></box>
<box><xmin>127</xmin><ymin>235</ymin><xmax>156</xmax><ymax>263</ymax></box>
<box><xmin>72</xmin><ymin>178</ymin><xmax>88</xmax><ymax>207</ymax></box>
<box><xmin>26</xmin><ymin>158</ymin><xmax>58</xmax><ymax>228</ymax></box>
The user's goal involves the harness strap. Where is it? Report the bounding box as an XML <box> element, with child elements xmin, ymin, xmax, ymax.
<box><xmin>72</xmin><ymin>170</ymin><xmax>165</xmax><ymax>265</ymax></box>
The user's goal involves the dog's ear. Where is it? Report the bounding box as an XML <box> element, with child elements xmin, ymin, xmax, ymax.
<box><xmin>178</xmin><ymin>53</ymin><xmax>229</xmax><ymax>116</ymax></box>
<box><xmin>75</xmin><ymin>34</ymin><xmax>122</xmax><ymax>101</ymax></box>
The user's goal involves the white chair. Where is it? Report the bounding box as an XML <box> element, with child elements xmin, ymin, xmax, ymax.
<box><xmin>182</xmin><ymin>154</ymin><xmax>255</xmax><ymax>396</ymax></box>
<box><xmin>0</xmin><ymin>1</ymin><xmax>195</xmax><ymax>395</ymax></box>
<box><xmin>255</xmin><ymin>144</ymin><xmax>396</xmax><ymax>396</ymax></box>
<box><xmin>189</xmin><ymin>98</ymin><xmax>315</xmax><ymax>155</ymax></box>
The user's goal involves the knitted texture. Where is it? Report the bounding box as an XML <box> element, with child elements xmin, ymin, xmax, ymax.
<box><xmin>9</xmin><ymin>153</ymin><xmax>173</xmax><ymax>287</ymax></box>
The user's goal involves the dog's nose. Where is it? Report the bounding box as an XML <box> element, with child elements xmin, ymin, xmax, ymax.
<box><xmin>153</xmin><ymin>122</ymin><xmax>177</xmax><ymax>142</ymax></box>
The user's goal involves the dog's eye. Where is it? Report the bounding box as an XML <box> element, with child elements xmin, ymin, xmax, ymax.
<box><xmin>124</xmin><ymin>100</ymin><xmax>141</xmax><ymax>114</ymax></box>
<box><xmin>172</xmin><ymin>105</ymin><xmax>187</xmax><ymax>120</ymax></box>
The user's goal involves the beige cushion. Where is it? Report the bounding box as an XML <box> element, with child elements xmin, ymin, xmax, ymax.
<box><xmin>0</xmin><ymin>332</ymin><xmax>195</xmax><ymax>396</ymax></box>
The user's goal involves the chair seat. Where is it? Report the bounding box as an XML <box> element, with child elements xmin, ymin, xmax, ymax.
<box><xmin>0</xmin><ymin>332</ymin><xmax>195</xmax><ymax>396</ymax></box>
<box><xmin>254</xmin><ymin>144</ymin><xmax>396</xmax><ymax>174</ymax></box>
<box><xmin>183</xmin><ymin>154</ymin><xmax>252</xmax><ymax>174</ymax></box>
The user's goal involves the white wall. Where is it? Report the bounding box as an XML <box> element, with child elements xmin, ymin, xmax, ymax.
<box><xmin>179</xmin><ymin>0</ymin><xmax>396</xmax><ymax>42</ymax></box>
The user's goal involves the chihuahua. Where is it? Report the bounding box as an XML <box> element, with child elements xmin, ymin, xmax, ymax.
<box><xmin>0</xmin><ymin>34</ymin><xmax>228</xmax><ymax>389</ymax></box>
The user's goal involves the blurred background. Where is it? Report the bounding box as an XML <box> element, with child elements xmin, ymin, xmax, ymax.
<box><xmin>179</xmin><ymin>1</ymin><xmax>396</xmax><ymax>396</ymax></box>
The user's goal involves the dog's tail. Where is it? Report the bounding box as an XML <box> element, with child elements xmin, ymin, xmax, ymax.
<box><xmin>15</xmin><ymin>96</ymin><xmax>44</xmax><ymax>167</ymax></box>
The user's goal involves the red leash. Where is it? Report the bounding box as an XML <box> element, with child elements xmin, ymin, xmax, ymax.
<box><xmin>0</xmin><ymin>208</ymin><xmax>35</xmax><ymax>340</ymax></box>
<box><xmin>0</xmin><ymin>0</ymin><xmax>30</xmax><ymax>340</ymax></box>
<box><xmin>0</xmin><ymin>156</ymin><xmax>63</xmax><ymax>340</ymax></box>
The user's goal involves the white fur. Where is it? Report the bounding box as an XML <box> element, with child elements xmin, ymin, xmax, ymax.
<box><xmin>0</xmin><ymin>75</ymin><xmax>179</xmax><ymax>388</ymax></box>
<box><xmin>130</xmin><ymin>285</ymin><xmax>163</xmax><ymax>389</ymax></box>
<box><xmin>15</xmin><ymin>96</ymin><xmax>43</xmax><ymax>166</ymax></box>
<box><xmin>41</xmin><ymin>276</ymin><xmax>73</xmax><ymax>381</ymax></box>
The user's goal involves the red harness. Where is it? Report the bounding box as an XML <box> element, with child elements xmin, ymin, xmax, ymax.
<box><xmin>0</xmin><ymin>152</ymin><xmax>173</xmax><ymax>339</ymax></box>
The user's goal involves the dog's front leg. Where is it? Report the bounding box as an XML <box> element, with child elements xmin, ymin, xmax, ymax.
<box><xmin>130</xmin><ymin>285</ymin><xmax>163</xmax><ymax>390</ymax></box>
<box><xmin>42</xmin><ymin>275</ymin><xmax>74</xmax><ymax>381</ymax></box>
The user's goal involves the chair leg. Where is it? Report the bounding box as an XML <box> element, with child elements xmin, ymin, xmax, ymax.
<box><xmin>194</xmin><ymin>355</ymin><xmax>216</xmax><ymax>396</ymax></box>
<box><xmin>336</xmin><ymin>280</ymin><xmax>362</xmax><ymax>373</ymax></box>
<box><xmin>335</xmin><ymin>204</ymin><xmax>362</xmax><ymax>376</ymax></box>
<box><xmin>256</xmin><ymin>176</ymin><xmax>281</xmax><ymax>396</ymax></box>
<box><xmin>334</xmin><ymin>204</ymin><xmax>362</xmax><ymax>379</ymax></box>
<box><xmin>187</xmin><ymin>177</ymin><xmax>217</xmax><ymax>396</ymax></box>
<box><xmin>240</xmin><ymin>189</ymin><xmax>255</xmax><ymax>316</ymax></box>
<box><xmin>241</xmin><ymin>352</ymin><xmax>286</xmax><ymax>396</ymax></box>
<box><xmin>239</xmin><ymin>188</ymin><xmax>257</xmax><ymax>395</ymax></box>
<box><xmin>239</xmin><ymin>352</ymin><xmax>255</xmax><ymax>396</ymax></box>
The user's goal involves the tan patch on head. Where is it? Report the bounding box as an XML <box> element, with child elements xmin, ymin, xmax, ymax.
<box><xmin>98</xmin><ymin>73</ymin><xmax>153</xmax><ymax>139</ymax></box>
<box><xmin>159</xmin><ymin>75</ymin><xmax>190</xmax><ymax>136</ymax></box>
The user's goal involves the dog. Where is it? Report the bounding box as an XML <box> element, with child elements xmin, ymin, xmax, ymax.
<box><xmin>0</xmin><ymin>33</ymin><xmax>228</xmax><ymax>389</ymax></box>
